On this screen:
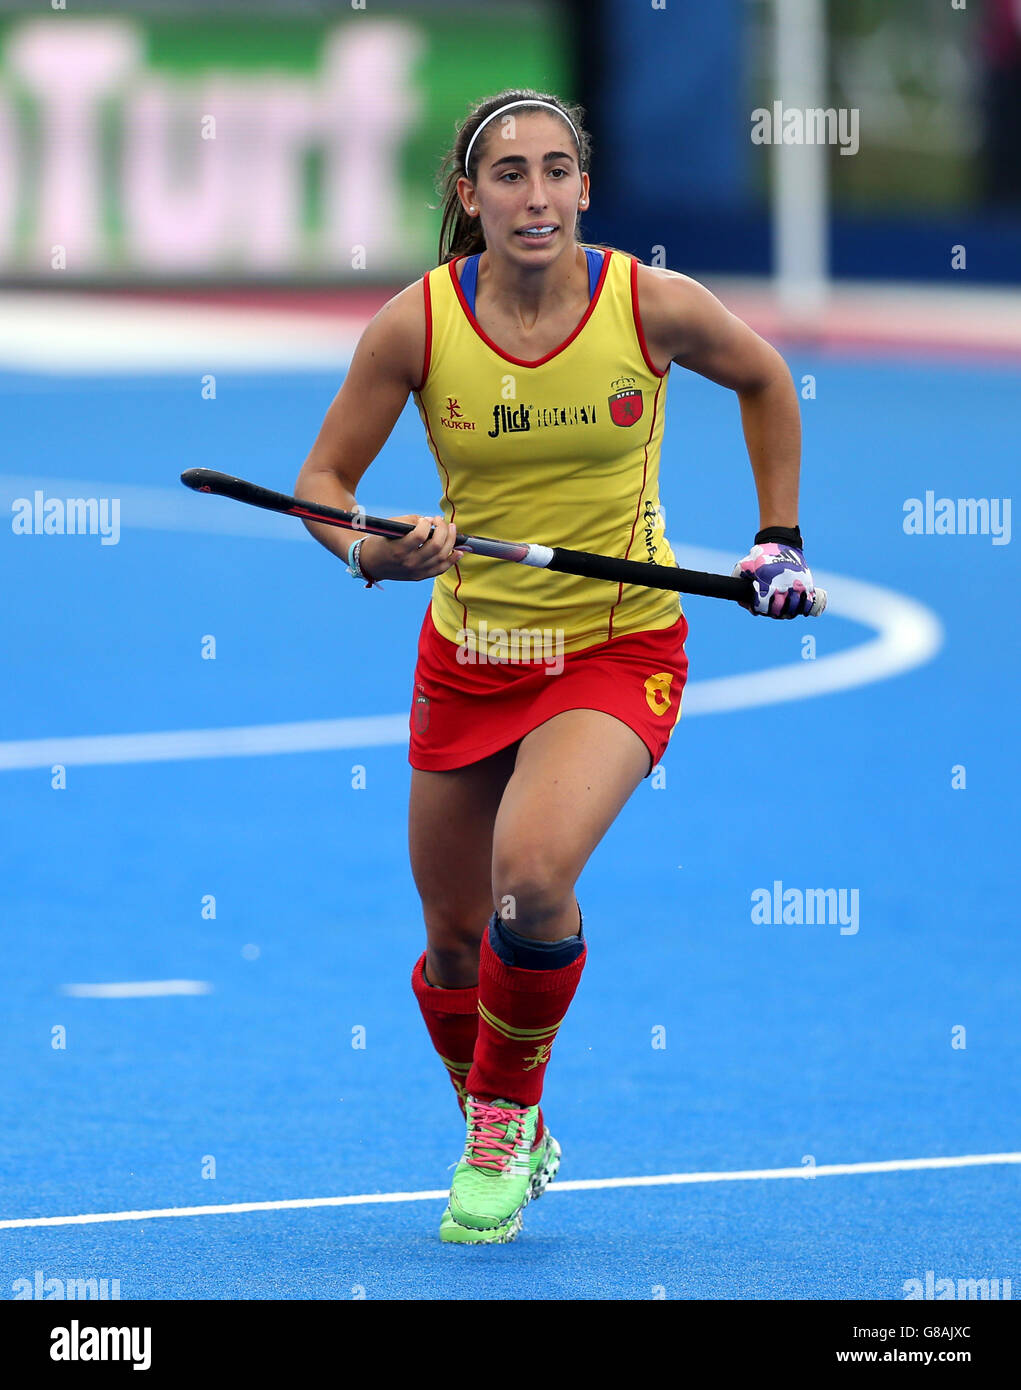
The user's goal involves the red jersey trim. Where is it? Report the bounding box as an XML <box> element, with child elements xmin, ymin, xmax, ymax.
<box><xmin>413</xmin><ymin>273</ymin><xmax>433</xmax><ymax>393</ymax></box>
<box><xmin>447</xmin><ymin>247</ymin><xmax>611</xmax><ymax>368</ymax></box>
<box><xmin>631</xmin><ymin>257</ymin><xmax>669</xmax><ymax>379</ymax></box>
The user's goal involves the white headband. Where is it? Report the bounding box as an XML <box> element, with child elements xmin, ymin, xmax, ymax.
<box><xmin>464</xmin><ymin>100</ymin><xmax>579</xmax><ymax>175</ymax></box>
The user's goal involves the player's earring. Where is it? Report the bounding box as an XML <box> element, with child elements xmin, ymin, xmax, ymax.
<box><xmin>468</xmin><ymin>206</ymin><xmax>476</xmax><ymax>214</ymax></box>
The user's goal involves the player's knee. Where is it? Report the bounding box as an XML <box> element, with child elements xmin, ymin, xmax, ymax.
<box><xmin>421</xmin><ymin>905</ymin><xmax>487</xmax><ymax>960</ymax></box>
<box><xmin>424</xmin><ymin>944</ymin><xmax>480</xmax><ymax>990</ymax></box>
<box><xmin>491</xmin><ymin>855</ymin><xmax>573</xmax><ymax>929</ymax></box>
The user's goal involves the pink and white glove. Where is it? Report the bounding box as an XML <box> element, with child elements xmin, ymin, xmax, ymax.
<box><xmin>732</xmin><ymin>527</ymin><xmax>827</xmax><ymax>619</ymax></box>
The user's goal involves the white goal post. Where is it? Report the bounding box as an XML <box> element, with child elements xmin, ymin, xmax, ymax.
<box><xmin>771</xmin><ymin>0</ymin><xmax>829</xmax><ymax>321</ymax></box>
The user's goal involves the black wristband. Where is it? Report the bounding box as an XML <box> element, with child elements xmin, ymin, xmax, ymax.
<box><xmin>755</xmin><ymin>524</ymin><xmax>803</xmax><ymax>549</ymax></box>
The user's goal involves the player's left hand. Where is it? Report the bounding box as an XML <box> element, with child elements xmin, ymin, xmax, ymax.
<box><xmin>732</xmin><ymin>541</ymin><xmax>826</xmax><ymax>618</ymax></box>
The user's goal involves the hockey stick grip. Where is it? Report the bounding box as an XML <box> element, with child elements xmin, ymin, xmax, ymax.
<box><xmin>548</xmin><ymin>546</ymin><xmax>752</xmax><ymax>601</ymax></box>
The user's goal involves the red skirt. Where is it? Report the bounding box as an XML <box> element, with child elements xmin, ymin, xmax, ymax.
<box><xmin>408</xmin><ymin>605</ymin><xmax>689</xmax><ymax>776</ymax></box>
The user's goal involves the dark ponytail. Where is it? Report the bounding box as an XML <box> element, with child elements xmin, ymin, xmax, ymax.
<box><xmin>435</xmin><ymin>88</ymin><xmax>592</xmax><ymax>265</ymax></box>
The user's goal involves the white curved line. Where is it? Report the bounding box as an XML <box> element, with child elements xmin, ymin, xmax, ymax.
<box><xmin>0</xmin><ymin>474</ymin><xmax>386</xmax><ymax>542</ymax></box>
<box><xmin>0</xmin><ymin>544</ymin><xmax>943</xmax><ymax>771</ymax></box>
<box><xmin>672</xmin><ymin>544</ymin><xmax>944</xmax><ymax>715</ymax></box>
<box><xmin>61</xmin><ymin>980</ymin><xmax>212</xmax><ymax>998</ymax></box>
<box><xmin>0</xmin><ymin>716</ymin><xmax>409</xmax><ymax>771</ymax></box>
<box><xmin>0</xmin><ymin>472</ymin><xmax>950</xmax><ymax>709</ymax></box>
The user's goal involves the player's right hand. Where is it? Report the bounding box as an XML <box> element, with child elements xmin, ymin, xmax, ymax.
<box><xmin>357</xmin><ymin>515</ymin><xmax>466</xmax><ymax>582</ymax></box>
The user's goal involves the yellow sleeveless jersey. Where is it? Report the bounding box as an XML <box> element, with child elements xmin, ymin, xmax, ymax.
<box><xmin>412</xmin><ymin>246</ymin><xmax>681</xmax><ymax>655</ymax></box>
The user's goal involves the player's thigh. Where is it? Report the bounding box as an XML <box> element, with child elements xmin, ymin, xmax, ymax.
<box><xmin>408</xmin><ymin>742</ymin><xmax>519</xmax><ymax>939</ymax></box>
<box><xmin>492</xmin><ymin>709</ymin><xmax>651</xmax><ymax>906</ymax></box>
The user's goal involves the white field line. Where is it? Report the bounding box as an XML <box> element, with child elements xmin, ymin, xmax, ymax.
<box><xmin>675</xmin><ymin>546</ymin><xmax>943</xmax><ymax>715</ymax></box>
<box><xmin>0</xmin><ymin>544</ymin><xmax>942</xmax><ymax>771</ymax></box>
<box><xmin>61</xmin><ymin>980</ymin><xmax>212</xmax><ymax>998</ymax></box>
<box><xmin>0</xmin><ymin>715</ymin><xmax>410</xmax><ymax>771</ymax></box>
<box><xmin>0</xmin><ymin>474</ymin><xmax>389</xmax><ymax>542</ymax></box>
<box><xmin>1</xmin><ymin>1152</ymin><xmax>1017</xmax><ymax>1232</ymax></box>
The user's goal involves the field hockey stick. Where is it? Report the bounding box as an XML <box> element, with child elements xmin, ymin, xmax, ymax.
<box><xmin>181</xmin><ymin>468</ymin><xmax>825</xmax><ymax>609</ymax></box>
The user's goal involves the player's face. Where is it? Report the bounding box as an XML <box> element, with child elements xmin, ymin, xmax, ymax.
<box><xmin>466</xmin><ymin>113</ymin><xmax>589</xmax><ymax>263</ymax></box>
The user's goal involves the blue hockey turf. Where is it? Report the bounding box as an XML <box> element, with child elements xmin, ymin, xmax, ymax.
<box><xmin>2</xmin><ymin>349</ymin><xmax>1018</xmax><ymax>1299</ymax></box>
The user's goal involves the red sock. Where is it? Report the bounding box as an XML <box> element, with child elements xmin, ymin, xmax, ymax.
<box><xmin>411</xmin><ymin>952</ymin><xmax>476</xmax><ymax>1115</ymax></box>
<box><xmin>467</xmin><ymin>930</ymin><xmax>587</xmax><ymax>1108</ymax></box>
<box><xmin>411</xmin><ymin>951</ymin><xmax>546</xmax><ymax>1141</ymax></box>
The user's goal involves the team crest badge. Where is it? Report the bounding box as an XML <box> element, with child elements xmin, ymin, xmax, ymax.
<box><xmin>608</xmin><ymin>376</ymin><xmax>643</xmax><ymax>427</ymax></box>
<box><xmin>644</xmin><ymin>672</ymin><xmax>673</xmax><ymax>715</ymax></box>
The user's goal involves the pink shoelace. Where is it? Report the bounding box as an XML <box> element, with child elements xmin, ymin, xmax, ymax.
<box><xmin>465</xmin><ymin>1100</ymin><xmax>527</xmax><ymax>1172</ymax></box>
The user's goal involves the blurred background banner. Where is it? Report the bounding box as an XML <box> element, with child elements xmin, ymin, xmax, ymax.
<box><xmin>0</xmin><ymin>0</ymin><xmax>572</xmax><ymax>283</ymax></box>
<box><xmin>2</xmin><ymin>0</ymin><xmax>1019</xmax><ymax>286</ymax></box>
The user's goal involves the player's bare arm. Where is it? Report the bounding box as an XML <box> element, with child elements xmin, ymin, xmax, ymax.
<box><xmin>637</xmin><ymin>264</ymin><xmax>801</xmax><ymax>532</ymax></box>
<box><xmin>294</xmin><ymin>281</ymin><xmax>461</xmax><ymax>579</ymax></box>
